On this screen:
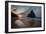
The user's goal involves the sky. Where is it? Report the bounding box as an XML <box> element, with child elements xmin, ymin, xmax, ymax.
<box><xmin>11</xmin><ymin>5</ymin><xmax>41</xmax><ymax>17</ymax></box>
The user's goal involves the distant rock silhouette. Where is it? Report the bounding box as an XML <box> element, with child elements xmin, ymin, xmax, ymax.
<box><xmin>27</xmin><ymin>10</ymin><xmax>36</xmax><ymax>18</ymax></box>
<box><xmin>11</xmin><ymin>12</ymin><xmax>18</xmax><ymax>17</ymax></box>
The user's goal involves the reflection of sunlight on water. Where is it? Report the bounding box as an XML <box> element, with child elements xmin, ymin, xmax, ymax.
<box><xmin>16</xmin><ymin>13</ymin><xmax>25</xmax><ymax>19</ymax></box>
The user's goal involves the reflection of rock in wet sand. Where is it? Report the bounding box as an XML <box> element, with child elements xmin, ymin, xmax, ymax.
<box><xmin>11</xmin><ymin>17</ymin><xmax>41</xmax><ymax>28</ymax></box>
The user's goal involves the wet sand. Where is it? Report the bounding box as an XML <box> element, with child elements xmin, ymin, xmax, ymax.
<box><xmin>11</xmin><ymin>17</ymin><xmax>41</xmax><ymax>28</ymax></box>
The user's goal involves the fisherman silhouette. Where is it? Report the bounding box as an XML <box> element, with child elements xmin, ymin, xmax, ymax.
<box><xmin>27</xmin><ymin>10</ymin><xmax>36</xmax><ymax>18</ymax></box>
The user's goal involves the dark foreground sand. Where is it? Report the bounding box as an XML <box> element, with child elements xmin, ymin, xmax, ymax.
<box><xmin>11</xmin><ymin>17</ymin><xmax>41</xmax><ymax>28</ymax></box>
